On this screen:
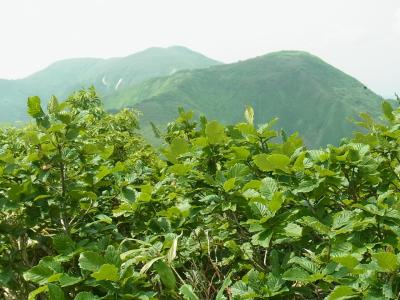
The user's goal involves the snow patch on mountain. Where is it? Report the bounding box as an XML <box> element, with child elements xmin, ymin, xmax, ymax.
<box><xmin>115</xmin><ymin>78</ymin><xmax>123</xmax><ymax>90</ymax></box>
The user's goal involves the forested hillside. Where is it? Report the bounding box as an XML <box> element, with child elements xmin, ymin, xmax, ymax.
<box><xmin>107</xmin><ymin>51</ymin><xmax>381</xmax><ymax>147</ymax></box>
<box><xmin>1</xmin><ymin>89</ymin><xmax>400</xmax><ymax>299</ymax></box>
<box><xmin>0</xmin><ymin>46</ymin><xmax>221</xmax><ymax>122</ymax></box>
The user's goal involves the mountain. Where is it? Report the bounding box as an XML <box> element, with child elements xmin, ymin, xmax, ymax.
<box><xmin>105</xmin><ymin>51</ymin><xmax>382</xmax><ymax>147</ymax></box>
<box><xmin>0</xmin><ymin>46</ymin><xmax>221</xmax><ymax>122</ymax></box>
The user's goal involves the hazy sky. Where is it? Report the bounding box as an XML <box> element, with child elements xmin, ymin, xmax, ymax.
<box><xmin>0</xmin><ymin>0</ymin><xmax>399</xmax><ymax>97</ymax></box>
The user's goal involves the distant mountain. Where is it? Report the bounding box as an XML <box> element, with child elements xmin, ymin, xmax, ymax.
<box><xmin>0</xmin><ymin>46</ymin><xmax>221</xmax><ymax>122</ymax></box>
<box><xmin>106</xmin><ymin>51</ymin><xmax>382</xmax><ymax>147</ymax></box>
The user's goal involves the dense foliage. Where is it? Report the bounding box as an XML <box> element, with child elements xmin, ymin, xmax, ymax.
<box><xmin>1</xmin><ymin>89</ymin><xmax>400</xmax><ymax>299</ymax></box>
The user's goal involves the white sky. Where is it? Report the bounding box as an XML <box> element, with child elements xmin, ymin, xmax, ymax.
<box><xmin>0</xmin><ymin>0</ymin><xmax>399</xmax><ymax>97</ymax></box>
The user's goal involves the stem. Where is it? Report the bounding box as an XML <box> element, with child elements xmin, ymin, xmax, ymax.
<box><xmin>56</xmin><ymin>135</ymin><xmax>69</xmax><ymax>233</ymax></box>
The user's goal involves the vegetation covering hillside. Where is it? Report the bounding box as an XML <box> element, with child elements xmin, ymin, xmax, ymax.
<box><xmin>2</xmin><ymin>88</ymin><xmax>400</xmax><ymax>299</ymax></box>
<box><xmin>107</xmin><ymin>51</ymin><xmax>381</xmax><ymax>147</ymax></box>
<box><xmin>0</xmin><ymin>46</ymin><xmax>221</xmax><ymax>122</ymax></box>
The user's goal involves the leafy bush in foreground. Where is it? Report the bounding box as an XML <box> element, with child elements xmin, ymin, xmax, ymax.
<box><xmin>1</xmin><ymin>89</ymin><xmax>400</xmax><ymax>299</ymax></box>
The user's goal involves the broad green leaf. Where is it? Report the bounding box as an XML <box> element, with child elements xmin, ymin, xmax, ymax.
<box><xmin>293</xmin><ymin>179</ymin><xmax>323</xmax><ymax>194</ymax></box>
<box><xmin>170</xmin><ymin>137</ymin><xmax>190</xmax><ymax>156</ymax></box>
<box><xmin>326</xmin><ymin>286</ymin><xmax>356</xmax><ymax>300</ymax></box>
<box><xmin>154</xmin><ymin>261</ymin><xmax>176</xmax><ymax>290</ymax></box>
<box><xmin>27</xmin><ymin>96</ymin><xmax>44</xmax><ymax>118</ymax></box>
<box><xmin>78</xmin><ymin>252</ymin><xmax>105</xmax><ymax>272</ymax></box>
<box><xmin>332</xmin><ymin>255</ymin><xmax>359</xmax><ymax>270</ymax></box>
<box><xmin>268</xmin><ymin>192</ymin><xmax>284</xmax><ymax>213</ymax></box>
<box><xmin>48</xmin><ymin>283</ymin><xmax>65</xmax><ymax>300</ymax></box>
<box><xmin>259</xmin><ymin>177</ymin><xmax>278</xmax><ymax>199</ymax></box>
<box><xmin>168</xmin><ymin>163</ymin><xmax>192</xmax><ymax>175</ymax></box>
<box><xmin>105</xmin><ymin>245</ymin><xmax>122</xmax><ymax>267</ymax></box>
<box><xmin>253</xmin><ymin>154</ymin><xmax>290</xmax><ymax>172</ymax></box>
<box><xmin>231</xmin><ymin>146</ymin><xmax>250</xmax><ymax>159</ymax></box>
<box><xmin>206</xmin><ymin>120</ymin><xmax>226</xmax><ymax>144</ymax></box>
<box><xmin>282</xmin><ymin>267</ymin><xmax>309</xmax><ymax>282</ymax></box>
<box><xmin>284</xmin><ymin>223</ymin><xmax>303</xmax><ymax>237</ymax></box>
<box><xmin>59</xmin><ymin>274</ymin><xmax>82</xmax><ymax>287</ymax></box>
<box><xmin>300</xmin><ymin>216</ymin><xmax>330</xmax><ymax>235</ymax></box>
<box><xmin>382</xmin><ymin>101</ymin><xmax>394</xmax><ymax>121</ymax></box>
<box><xmin>372</xmin><ymin>252</ymin><xmax>399</xmax><ymax>272</ymax></box>
<box><xmin>223</xmin><ymin>178</ymin><xmax>236</xmax><ymax>192</ymax></box>
<box><xmin>23</xmin><ymin>265</ymin><xmax>54</xmax><ymax>284</ymax></box>
<box><xmin>180</xmin><ymin>284</ymin><xmax>200</xmax><ymax>300</ymax></box>
<box><xmin>91</xmin><ymin>264</ymin><xmax>119</xmax><ymax>282</ymax></box>
<box><xmin>52</xmin><ymin>233</ymin><xmax>75</xmax><ymax>255</ymax></box>
<box><xmin>288</xmin><ymin>257</ymin><xmax>319</xmax><ymax>273</ymax></box>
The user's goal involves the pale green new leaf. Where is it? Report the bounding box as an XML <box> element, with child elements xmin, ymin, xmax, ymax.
<box><xmin>91</xmin><ymin>264</ymin><xmax>119</xmax><ymax>282</ymax></box>
<box><xmin>253</xmin><ymin>154</ymin><xmax>290</xmax><ymax>172</ymax></box>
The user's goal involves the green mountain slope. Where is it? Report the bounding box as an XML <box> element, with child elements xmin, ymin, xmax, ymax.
<box><xmin>106</xmin><ymin>51</ymin><xmax>382</xmax><ymax>147</ymax></box>
<box><xmin>0</xmin><ymin>46</ymin><xmax>221</xmax><ymax>122</ymax></box>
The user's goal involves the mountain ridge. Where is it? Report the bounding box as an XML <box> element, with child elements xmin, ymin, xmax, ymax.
<box><xmin>0</xmin><ymin>46</ymin><xmax>222</xmax><ymax>122</ymax></box>
<box><xmin>106</xmin><ymin>50</ymin><xmax>382</xmax><ymax>147</ymax></box>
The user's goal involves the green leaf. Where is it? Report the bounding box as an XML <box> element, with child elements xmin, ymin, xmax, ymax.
<box><xmin>293</xmin><ymin>179</ymin><xmax>323</xmax><ymax>194</ymax></box>
<box><xmin>288</xmin><ymin>257</ymin><xmax>319</xmax><ymax>273</ymax></box>
<box><xmin>268</xmin><ymin>192</ymin><xmax>284</xmax><ymax>213</ymax></box>
<box><xmin>140</xmin><ymin>257</ymin><xmax>163</xmax><ymax>274</ymax></box>
<box><xmin>48</xmin><ymin>283</ymin><xmax>65</xmax><ymax>300</ymax></box>
<box><xmin>47</xmin><ymin>95</ymin><xmax>59</xmax><ymax>114</ymax></box>
<box><xmin>282</xmin><ymin>267</ymin><xmax>309</xmax><ymax>282</ymax></box>
<box><xmin>259</xmin><ymin>177</ymin><xmax>278</xmax><ymax>199</ymax></box>
<box><xmin>59</xmin><ymin>274</ymin><xmax>82</xmax><ymax>287</ymax></box>
<box><xmin>332</xmin><ymin>255</ymin><xmax>359</xmax><ymax>270</ymax></box>
<box><xmin>23</xmin><ymin>265</ymin><xmax>54</xmax><ymax>284</ymax></box>
<box><xmin>95</xmin><ymin>214</ymin><xmax>112</xmax><ymax>224</ymax></box>
<box><xmin>91</xmin><ymin>264</ymin><xmax>119</xmax><ymax>282</ymax></box>
<box><xmin>326</xmin><ymin>286</ymin><xmax>356</xmax><ymax>300</ymax></box>
<box><xmin>168</xmin><ymin>163</ymin><xmax>192</xmax><ymax>176</ymax></box>
<box><xmin>27</xmin><ymin>96</ymin><xmax>44</xmax><ymax>118</ymax></box>
<box><xmin>52</xmin><ymin>233</ymin><xmax>75</xmax><ymax>255</ymax></box>
<box><xmin>104</xmin><ymin>245</ymin><xmax>122</xmax><ymax>267</ymax></box>
<box><xmin>180</xmin><ymin>284</ymin><xmax>200</xmax><ymax>300</ymax></box>
<box><xmin>284</xmin><ymin>223</ymin><xmax>303</xmax><ymax>237</ymax></box>
<box><xmin>78</xmin><ymin>252</ymin><xmax>105</xmax><ymax>272</ymax></box>
<box><xmin>300</xmin><ymin>216</ymin><xmax>331</xmax><ymax>235</ymax></box>
<box><xmin>154</xmin><ymin>261</ymin><xmax>176</xmax><ymax>290</ymax></box>
<box><xmin>28</xmin><ymin>285</ymin><xmax>48</xmax><ymax>300</ymax></box>
<box><xmin>253</xmin><ymin>154</ymin><xmax>290</xmax><ymax>172</ymax></box>
<box><xmin>170</xmin><ymin>137</ymin><xmax>190</xmax><ymax>156</ymax></box>
<box><xmin>223</xmin><ymin>178</ymin><xmax>236</xmax><ymax>192</ymax></box>
<box><xmin>372</xmin><ymin>252</ymin><xmax>399</xmax><ymax>272</ymax></box>
<box><xmin>206</xmin><ymin>121</ymin><xmax>226</xmax><ymax>144</ymax></box>
<box><xmin>382</xmin><ymin>101</ymin><xmax>394</xmax><ymax>121</ymax></box>
<box><xmin>74</xmin><ymin>292</ymin><xmax>101</xmax><ymax>300</ymax></box>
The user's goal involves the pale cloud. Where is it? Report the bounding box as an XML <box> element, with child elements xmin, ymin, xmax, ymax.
<box><xmin>395</xmin><ymin>8</ymin><xmax>400</xmax><ymax>34</ymax></box>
